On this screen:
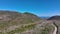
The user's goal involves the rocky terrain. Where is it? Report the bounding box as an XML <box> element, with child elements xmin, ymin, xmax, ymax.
<box><xmin>0</xmin><ymin>10</ymin><xmax>59</xmax><ymax>34</ymax></box>
<box><xmin>48</xmin><ymin>16</ymin><xmax>60</xmax><ymax>34</ymax></box>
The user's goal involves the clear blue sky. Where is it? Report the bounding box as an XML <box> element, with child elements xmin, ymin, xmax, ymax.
<box><xmin>0</xmin><ymin>0</ymin><xmax>60</xmax><ymax>16</ymax></box>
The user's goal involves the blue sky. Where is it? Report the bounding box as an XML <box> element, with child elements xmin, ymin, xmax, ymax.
<box><xmin>0</xmin><ymin>0</ymin><xmax>60</xmax><ymax>16</ymax></box>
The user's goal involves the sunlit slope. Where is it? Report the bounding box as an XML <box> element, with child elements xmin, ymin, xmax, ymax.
<box><xmin>0</xmin><ymin>11</ymin><xmax>41</xmax><ymax>33</ymax></box>
<box><xmin>0</xmin><ymin>11</ymin><xmax>55</xmax><ymax>34</ymax></box>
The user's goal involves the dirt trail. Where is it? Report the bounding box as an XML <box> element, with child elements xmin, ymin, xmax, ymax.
<box><xmin>52</xmin><ymin>23</ymin><xmax>57</xmax><ymax>34</ymax></box>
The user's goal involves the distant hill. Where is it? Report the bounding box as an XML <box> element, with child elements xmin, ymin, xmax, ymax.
<box><xmin>47</xmin><ymin>15</ymin><xmax>60</xmax><ymax>20</ymax></box>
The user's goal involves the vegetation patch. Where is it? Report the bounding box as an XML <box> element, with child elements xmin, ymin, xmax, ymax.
<box><xmin>6</xmin><ymin>23</ymin><xmax>36</xmax><ymax>34</ymax></box>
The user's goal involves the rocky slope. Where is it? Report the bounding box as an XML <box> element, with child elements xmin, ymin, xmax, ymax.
<box><xmin>48</xmin><ymin>16</ymin><xmax>60</xmax><ymax>34</ymax></box>
<box><xmin>0</xmin><ymin>10</ymin><xmax>41</xmax><ymax>34</ymax></box>
<box><xmin>0</xmin><ymin>10</ymin><xmax>55</xmax><ymax>34</ymax></box>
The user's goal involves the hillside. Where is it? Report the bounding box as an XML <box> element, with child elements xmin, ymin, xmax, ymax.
<box><xmin>48</xmin><ymin>16</ymin><xmax>60</xmax><ymax>20</ymax></box>
<box><xmin>0</xmin><ymin>11</ymin><xmax>55</xmax><ymax>34</ymax></box>
<box><xmin>0</xmin><ymin>11</ymin><xmax>40</xmax><ymax>23</ymax></box>
<box><xmin>47</xmin><ymin>16</ymin><xmax>60</xmax><ymax>34</ymax></box>
<box><xmin>0</xmin><ymin>11</ymin><xmax>41</xmax><ymax>34</ymax></box>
